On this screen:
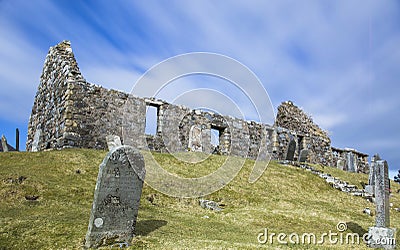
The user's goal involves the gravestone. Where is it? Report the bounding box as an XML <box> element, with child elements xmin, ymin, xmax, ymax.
<box><xmin>298</xmin><ymin>149</ymin><xmax>309</xmax><ymax>163</ymax></box>
<box><xmin>188</xmin><ymin>125</ymin><xmax>202</xmax><ymax>152</ymax></box>
<box><xmin>336</xmin><ymin>159</ymin><xmax>345</xmax><ymax>171</ymax></box>
<box><xmin>285</xmin><ymin>139</ymin><xmax>296</xmax><ymax>161</ymax></box>
<box><xmin>353</xmin><ymin>156</ymin><xmax>359</xmax><ymax>173</ymax></box>
<box><xmin>368</xmin><ymin>159</ymin><xmax>396</xmax><ymax>249</ymax></box>
<box><xmin>16</xmin><ymin>128</ymin><xmax>19</xmax><ymax>151</ymax></box>
<box><xmin>375</xmin><ymin>160</ymin><xmax>390</xmax><ymax>228</ymax></box>
<box><xmin>106</xmin><ymin>135</ymin><xmax>122</xmax><ymax>151</ymax></box>
<box><xmin>1</xmin><ymin>135</ymin><xmax>8</xmax><ymax>152</ymax></box>
<box><xmin>31</xmin><ymin>129</ymin><xmax>42</xmax><ymax>152</ymax></box>
<box><xmin>85</xmin><ymin>145</ymin><xmax>145</xmax><ymax>248</ymax></box>
<box><xmin>346</xmin><ymin>152</ymin><xmax>355</xmax><ymax>172</ymax></box>
<box><xmin>365</xmin><ymin>154</ymin><xmax>380</xmax><ymax>195</ymax></box>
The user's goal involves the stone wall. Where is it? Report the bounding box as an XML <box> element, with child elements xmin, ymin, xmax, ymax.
<box><xmin>27</xmin><ymin>41</ymin><xmax>271</xmax><ymax>160</ymax></box>
<box><xmin>26</xmin><ymin>41</ymin><xmax>146</xmax><ymax>151</ymax></box>
<box><xmin>274</xmin><ymin>101</ymin><xmax>368</xmax><ymax>170</ymax></box>
<box><xmin>274</xmin><ymin>101</ymin><xmax>332</xmax><ymax>166</ymax></box>
<box><xmin>27</xmin><ymin>41</ymin><xmax>83</xmax><ymax>151</ymax></box>
<box><xmin>275</xmin><ymin>101</ymin><xmax>330</xmax><ymax>140</ymax></box>
<box><xmin>142</xmin><ymin>101</ymin><xmax>272</xmax><ymax>160</ymax></box>
<box><xmin>332</xmin><ymin>147</ymin><xmax>369</xmax><ymax>173</ymax></box>
<box><xmin>27</xmin><ymin>41</ymin><xmax>368</xmax><ymax>172</ymax></box>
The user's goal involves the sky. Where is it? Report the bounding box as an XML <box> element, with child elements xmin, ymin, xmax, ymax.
<box><xmin>0</xmin><ymin>0</ymin><xmax>399</xmax><ymax>177</ymax></box>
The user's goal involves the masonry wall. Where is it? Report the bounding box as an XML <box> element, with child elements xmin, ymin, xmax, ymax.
<box><xmin>27</xmin><ymin>41</ymin><xmax>271</xmax><ymax>159</ymax></box>
<box><xmin>274</xmin><ymin>101</ymin><xmax>332</xmax><ymax>166</ymax></box>
<box><xmin>27</xmin><ymin>41</ymin><xmax>368</xmax><ymax>172</ymax></box>
<box><xmin>27</xmin><ymin>41</ymin><xmax>83</xmax><ymax>151</ymax></box>
<box><xmin>142</xmin><ymin>102</ymin><xmax>272</xmax><ymax>160</ymax></box>
<box><xmin>62</xmin><ymin>82</ymin><xmax>146</xmax><ymax>149</ymax></box>
<box><xmin>331</xmin><ymin>147</ymin><xmax>369</xmax><ymax>173</ymax></box>
<box><xmin>27</xmin><ymin>41</ymin><xmax>146</xmax><ymax>151</ymax></box>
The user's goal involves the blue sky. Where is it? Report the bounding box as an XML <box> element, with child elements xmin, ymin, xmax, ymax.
<box><xmin>0</xmin><ymin>1</ymin><xmax>399</xmax><ymax>177</ymax></box>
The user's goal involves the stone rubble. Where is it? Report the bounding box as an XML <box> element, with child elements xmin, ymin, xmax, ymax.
<box><xmin>280</xmin><ymin>161</ymin><xmax>373</xmax><ymax>200</ymax></box>
<box><xmin>199</xmin><ymin>199</ymin><xmax>223</xmax><ymax>212</ymax></box>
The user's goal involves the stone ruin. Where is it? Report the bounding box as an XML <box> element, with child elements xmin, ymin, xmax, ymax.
<box><xmin>273</xmin><ymin>101</ymin><xmax>368</xmax><ymax>171</ymax></box>
<box><xmin>275</xmin><ymin>100</ymin><xmax>331</xmax><ymax>165</ymax></box>
<box><xmin>332</xmin><ymin>147</ymin><xmax>369</xmax><ymax>173</ymax></box>
<box><xmin>26</xmin><ymin>41</ymin><xmax>369</xmax><ymax>172</ymax></box>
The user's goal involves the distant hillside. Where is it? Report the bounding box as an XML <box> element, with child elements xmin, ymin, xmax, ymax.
<box><xmin>0</xmin><ymin>149</ymin><xmax>399</xmax><ymax>249</ymax></box>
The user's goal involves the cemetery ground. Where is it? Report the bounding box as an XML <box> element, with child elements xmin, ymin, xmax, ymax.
<box><xmin>0</xmin><ymin>149</ymin><xmax>399</xmax><ymax>249</ymax></box>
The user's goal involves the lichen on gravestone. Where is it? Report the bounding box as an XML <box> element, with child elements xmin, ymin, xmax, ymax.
<box><xmin>84</xmin><ymin>145</ymin><xmax>145</xmax><ymax>248</ymax></box>
<box><xmin>367</xmin><ymin>159</ymin><xmax>396</xmax><ymax>249</ymax></box>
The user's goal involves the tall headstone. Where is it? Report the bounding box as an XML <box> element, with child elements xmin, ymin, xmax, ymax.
<box><xmin>15</xmin><ymin>128</ymin><xmax>19</xmax><ymax>152</ymax></box>
<box><xmin>347</xmin><ymin>152</ymin><xmax>355</xmax><ymax>172</ymax></box>
<box><xmin>354</xmin><ymin>156</ymin><xmax>359</xmax><ymax>173</ymax></box>
<box><xmin>1</xmin><ymin>135</ymin><xmax>8</xmax><ymax>152</ymax></box>
<box><xmin>365</xmin><ymin>154</ymin><xmax>380</xmax><ymax>195</ymax></box>
<box><xmin>298</xmin><ymin>149</ymin><xmax>309</xmax><ymax>163</ymax></box>
<box><xmin>375</xmin><ymin>160</ymin><xmax>390</xmax><ymax>228</ymax></box>
<box><xmin>188</xmin><ymin>125</ymin><xmax>203</xmax><ymax>152</ymax></box>
<box><xmin>85</xmin><ymin>145</ymin><xmax>145</xmax><ymax>248</ymax></box>
<box><xmin>336</xmin><ymin>159</ymin><xmax>345</xmax><ymax>171</ymax></box>
<box><xmin>285</xmin><ymin>139</ymin><xmax>296</xmax><ymax>161</ymax></box>
<box><xmin>106</xmin><ymin>135</ymin><xmax>122</xmax><ymax>151</ymax></box>
<box><xmin>368</xmin><ymin>159</ymin><xmax>396</xmax><ymax>249</ymax></box>
<box><xmin>31</xmin><ymin>129</ymin><xmax>42</xmax><ymax>152</ymax></box>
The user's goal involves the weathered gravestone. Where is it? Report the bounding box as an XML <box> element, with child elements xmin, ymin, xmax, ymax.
<box><xmin>298</xmin><ymin>149</ymin><xmax>309</xmax><ymax>163</ymax></box>
<box><xmin>106</xmin><ymin>135</ymin><xmax>122</xmax><ymax>151</ymax></box>
<box><xmin>336</xmin><ymin>159</ymin><xmax>345</xmax><ymax>171</ymax></box>
<box><xmin>285</xmin><ymin>139</ymin><xmax>296</xmax><ymax>161</ymax></box>
<box><xmin>15</xmin><ymin>128</ymin><xmax>19</xmax><ymax>151</ymax></box>
<box><xmin>31</xmin><ymin>129</ymin><xmax>41</xmax><ymax>152</ymax></box>
<box><xmin>1</xmin><ymin>135</ymin><xmax>8</xmax><ymax>152</ymax></box>
<box><xmin>375</xmin><ymin>160</ymin><xmax>390</xmax><ymax>227</ymax></box>
<box><xmin>368</xmin><ymin>159</ymin><xmax>396</xmax><ymax>249</ymax></box>
<box><xmin>188</xmin><ymin>125</ymin><xmax>202</xmax><ymax>152</ymax></box>
<box><xmin>85</xmin><ymin>145</ymin><xmax>145</xmax><ymax>248</ymax></box>
<box><xmin>346</xmin><ymin>152</ymin><xmax>355</xmax><ymax>172</ymax></box>
<box><xmin>365</xmin><ymin>154</ymin><xmax>380</xmax><ymax>195</ymax></box>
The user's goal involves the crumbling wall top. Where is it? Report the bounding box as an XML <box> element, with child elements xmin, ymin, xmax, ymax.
<box><xmin>275</xmin><ymin>101</ymin><xmax>330</xmax><ymax>142</ymax></box>
<box><xmin>41</xmin><ymin>40</ymin><xmax>85</xmax><ymax>83</ymax></box>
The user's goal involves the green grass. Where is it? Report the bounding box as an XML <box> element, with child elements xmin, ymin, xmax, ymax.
<box><xmin>0</xmin><ymin>149</ymin><xmax>399</xmax><ymax>249</ymax></box>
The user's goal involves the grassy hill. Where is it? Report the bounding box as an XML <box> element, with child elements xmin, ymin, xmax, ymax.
<box><xmin>0</xmin><ymin>149</ymin><xmax>399</xmax><ymax>249</ymax></box>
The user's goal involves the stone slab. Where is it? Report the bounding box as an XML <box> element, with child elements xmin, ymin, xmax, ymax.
<box><xmin>365</xmin><ymin>185</ymin><xmax>375</xmax><ymax>196</ymax></box>
<box><xmin>375</xmin><ymin>160</ymin><xmax>390</xmax><ymax>228</ymax></box>
<box><xmin>84</xmin><ymin>145</ymin><xmax>145</xmax><ymax>248</ymax></box>
<box><xmin>299</xmin><ymin>149</ymin><xmax>309</xmax><ymax>163</ymax></box>
<box><xmin>285</xmin><ymin>139</ymin><xmax>296</xmax><ymax>161</ymax></box>
<box><xmin>337</xmin><ymin>159</ymin><xmax>345</xmax><ymax>171</ymax></box>
<box><xmin>106</xmin><ymin>135</ymin><xmax>122</xmax><ymax>151</ymax></box>
<box><xmin>31</xmin><ymin>129</ymin><xmax>41</xmax><ymax>152</ymax></box>
<box><xmin>367</xmin><ymin>227</ymin><xmax>396</xmax><ymax>249</ymax></box>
